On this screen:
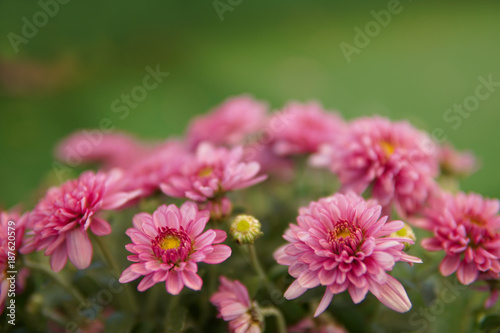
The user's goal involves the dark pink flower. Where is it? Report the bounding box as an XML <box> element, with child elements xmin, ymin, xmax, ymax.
<box><xmin>21</xmin><ymin>170</ymin><xmax>141</xmax><ymax>272</ymax></box>
<box><xmin>119</xmin><ymin>202</ymin><xmax>231</xmax><ymax>294</ymax></box>
<box><xmin>160</xmin><ymin>142</ymin><xmax>267</xmax><ymax>202</ymax></box>
<box><xmin>420</xmin><ymin>192</ymin><xmax>500</xmax><ymax>285</ymax></box>
<box><xmin>270</xmin><ymin>102</ymin><xmax>345</xmax><ymax>156</ymax></box>
<box><xmin>187</xmin><ymin>95</ymin><xmax>268</xmax><ymax>148</ymax></box>
<box><xmin>0</xmin><ymin>210</ymin><xmax>29</xmax><ymax>314</ymax></box>
<box><xmin>56</xmin><ymin>131</ymin><xmax>147</xmax><ymax>170</ymax></box>
<box><xmin>210</xmin><ymin>276</ymin><xmax>262</xmax><ymax>333</ymax></box>
<box><xmin>314</xmin><ymin>116</ymin><xmax>439</xmax><ymax>217</ymax></box>
<box><xmin>274</xmin><ymin>192</ymin><xmax>421</xmax><ymax>317</ymax></box>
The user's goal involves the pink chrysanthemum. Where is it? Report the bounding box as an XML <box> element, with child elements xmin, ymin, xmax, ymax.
<box><xmin>56</xmin><ymin>131</ymin><xmax>147</xmax><ymax>170</ymax></box>
<box><xmin>313</xmin><ymin>116</ymin><xmax>439</xmax><ymax>217</ymax></box>
<box><xmin>160</xmin><ymin>142</ymin><xmax>267</xmax><ymax>202</ymax></box>
<box><xmin>210</xmin><ymin>276</ymin><xmax>262</xmax><ymax>333</ymax></box>
<box><xmin>274</xmin><ymin>192</ymin><xmax>421</xmax><ymax>317</ymax></box>
<box><xmin>119</xmin><ymin>202</ymin><xmax>232</xmax><ymax>294</ymax></box>
<box><xmin>270</xmin><ymin>102</ymin><xmax>345</xmax><ymax>156</ymax></box>
<box><xmin>186</xmin><ymin>95</ymin><xmax>268</xmax><ymax>148</ymax></box>
<box><xmin>419</xmin><ymin>192</ymin><xmax>500</xmax><ymax>285</ymax></box>
<box><xmin>123</xmin><ymin>140</ymin><xmax>189</xmax><ymax>197</ymax></box>
<box><xmin>0</xmin><ymin>210</ymin><xmax>29</xmax><ymax>314</ymax></box>
<box><xmin>21</xmin><ymin>170</ymin><xmax>141</xmax><ymax>272</ymax></box>
<box><xmin>439</xmin><ymin>144</ymin><xmax>478</xmax><ymax>177</ymax></box>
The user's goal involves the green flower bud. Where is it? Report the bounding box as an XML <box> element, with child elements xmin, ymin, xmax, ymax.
<box><xmin>230</xmin><ymin>215</ymin><xmax>263</xmax><ymax>245</ymax></box>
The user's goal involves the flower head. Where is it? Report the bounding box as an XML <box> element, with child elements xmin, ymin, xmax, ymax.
<box><xmin>274</xmin><ymin>192</ymin><xmax>421</xmax><ymax>317</ymax></box>
<box><xmin>313</xmin><ymin>116</ymin><xmax>439</xmax><ymax>217</ymax></box>
<box><xmin>21</xmin><ymin>170</ymin><xmax>141</xmax><ymax>271</ymax></box>
<box><xmin>56</xmin><ymin>131</ymin><xmax>147</xmax><ymax>170</ymax></box>
<box><xmin>210</xmin><ymin>276</ymin><xmax>263</xmax><ymax>333</ymax></box>
<box><xmin>0</xmin><ymin>210</ymin><xmax>29</xmax><ymax>314</ymax></box>
<box><xmin>160</xmin><ymin>142</ymin><xmax>267</xmax><ymax>202</ymax></box>
<box><xmin>187</xmin><ymin>95</ymin><xmax>268</xmax><ymax>148</ymax></box>
<box><xmin>123</xmin><ymin>140</ymin><xmax>189</xmax><ymax>197</ymax></box>
<box><xmin>439</xmin><ymin>144</ymin><xmax>478</xmax><ymax>177</ymax></box>
<box><xmin>119</xmin><ymin>202</ymin><xmax>232</xmax><ymax>294</ymax></box>
<box><xmin>230</xmin><ymin>215</ymin><xmax>263</xmax><ymax>245</ymax></box>
<box><xmin>420</xmin><ymin>192</ymin><xmax>500</xmax><ymax>285</ymax></box>
<box><xmin>270</xmin><ymin>102</ymin><xmax>345</xmax><ymax>156</ymax></box>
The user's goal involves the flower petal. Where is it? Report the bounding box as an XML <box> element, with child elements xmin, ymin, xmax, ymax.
<box><xmin>66</xmin><ymin>228</ymin><xmax>92</xmax><ymax>270</ymax></box>
<box><xmin>314</xmin><ymin>288</ymin><xmax>334</xmax><ymax>317</ymax></box>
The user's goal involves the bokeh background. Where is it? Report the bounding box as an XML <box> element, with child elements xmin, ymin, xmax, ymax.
<box><xmin>1</xmin><ymin>1</ymin><xmax>500</xmax><ymax>331</ymax></box>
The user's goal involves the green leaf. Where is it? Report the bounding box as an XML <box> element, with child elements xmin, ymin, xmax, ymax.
<box><xmin>480</xmin><ymin>315</ymin><xmax>500</xmax><ymax>333</ymax></box>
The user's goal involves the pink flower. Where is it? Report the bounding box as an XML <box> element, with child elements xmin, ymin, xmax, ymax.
<box><xmin>210</xmin><ymin>276</ymin><xmax>262</xmax><ymax>333</ymax></box>
<box><xmin>274</xmin><ymin>192</ymin><xmax>421</xmax><ymax>317</ymax></box>
<box><xmin>439</xmin><ymin>144</ymin><xmax>478</xmax><ymax>177</ymax></box>
<box><xmin>21</xmin><ymin>170</ymin><xmax>141</xmax><ymax>272</ymax></box>
<box><xmin>56</xmin><ymin>131</ymin><xmax>147</xmax><ymax>170</ymax></box>
<box><xmin>270</xmin><ymin>102</ymin><xmax>345</xmax><ymax>156</ymax></box>
<box><xmin>119</xmin><ymin>202</ymin><xmax>232</xmax><ymax>294</ymax></box>
<box><xmin>314</xmin><ymin>117</ymin><xmax>439</xmax><ymax>217</ymax></box>
<box><xmin>0</xmin><ymin>210</ymin><xmax>29</xmax><ymax>314</ymax></box>
<box><xmin>160</xmin><ymin>142</ymin><xmax>267</xmax><ymax>202</ymax></box>
<box><xmin>123</xmin><ymin>140</ymin><xmax>189</xmax><ymax>197</ymax></box>
<box><xmin>420</xmin><ymin>192</ymin><xmax>500</xmax><ymax>285</ymax></box>
<box><xmin>186</xmin><ymin>95</ymin><xmax>268</xmax><ymax>148</ymax></box>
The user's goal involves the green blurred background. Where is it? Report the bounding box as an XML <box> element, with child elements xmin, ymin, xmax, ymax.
<box><xmin>1</xmin><ymin>0</ymin><xmax>500</xmax><ymax>208</ymax></box>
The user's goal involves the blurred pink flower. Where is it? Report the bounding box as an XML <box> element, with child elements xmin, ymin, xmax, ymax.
<box><xmin>21</xmin><ymin>170</ymin><xmax>141</xmax><ymax>271</ymax></box>
<box><xmin>186</xmin><ymin>95</ymin><xmax>268</xmax><ymax>148</ymax></box>
<box><xmin>0</xmin><ymin>210</ymin><xmax>29</xmax><ymax>314</ymax></box>
<box><xmin>274</xmin><ymin>192</ymin><xmax>421</xmax><ymax>317</ymax></box>
<box><xmin>119</xmin><ymin>202</ymin><xmax>231</xmax><ymax>294</ymax></box>
<box><xmin>289</xmin><ymin>317</ymin><xmax>348</xmax><ymax>333</ymax></box>
<box><xmin>420</xmin><ymin>192</ymin><xmax>500</xmax><ymax>285</ymax></box>
<box><xmin>210</xmin><ymin>276</ymin><xmax>262</xmax><ymax>333</ymax></box>
<box><xmin>439</xmin><ymin>144</ymin><xmax>478</xmax><ymax>177</ymax></box>
<box><xmin>314</xmin><ymin>116</ymin><xmax>439</xmax><ymax>217</ymax></box>
<box><xmin>56</xmin><ymin>131</ymin><xmax>147</xmax><ymax>170</ymax></box>
<box><xmin>123</xmin><ymin>140</ymin><xmax>189</xmax><ymax>197</ymax></box>
<box><xmin>160</xmin><ymin>142</ymin><xmax>267</xmax><ymax>202</ymax></box>
<box><xmin>270</xmin><ymin>102</ymin><xmax>345</xmax><ymax>156</ymax></box>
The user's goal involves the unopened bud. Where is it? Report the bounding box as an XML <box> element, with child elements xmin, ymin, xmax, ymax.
<box><xmin>230</xmin><ymin>215</ymin><xmax>263</xmax><ymax>245</ymax></box>
<box><xmin>391</xmin><ymin>223</ymin><xmax>416</xmax><ymax>251</ymax></box>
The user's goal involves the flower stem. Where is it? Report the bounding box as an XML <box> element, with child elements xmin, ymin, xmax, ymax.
<box><xmin>261</xmin><ymin>306</ymin><xmax>287</xmax><ymax>333</ymax></box>
<box><xmin>247</xmin><ymin>244</ymin><xmax>274</xmax><ymax>293</ymax></box>
<box><xmin>23</xmin><ymin>259</ymin><xmax>88</xmax><ymax>306</ymax></box>
<box><xmin>93</xmin><ymin>235</ymin><xmax>139</xmax><ymax>314</ymax></box>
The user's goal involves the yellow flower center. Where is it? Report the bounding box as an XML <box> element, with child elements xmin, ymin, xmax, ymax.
<box><xmin>335</xmin><ymin>228</ymin><xmax>352</xmax><ymax>239</ymax></box>
<box><xmin>198</xmin><ymin>166</ymin><xmax>213</xmax><ymax>177</ymax></box>
<box><xmin>160</xmin><ymin>236</ymin><xmax>181</xmax><ymax>250</ymax></box>
<box><xmin>236</xmin><ymin>219</ymin><xmax>251</xmax><ymax>232</ymax></box>
<box><xmin>470</xmin><ymin>218</ymin><xmax>486</xmax><ymax>227</ymax></box>
<box><xmin>380</xmin><ymin>141</ymin><xmax>395</xmax><ymax>157</ymax></box>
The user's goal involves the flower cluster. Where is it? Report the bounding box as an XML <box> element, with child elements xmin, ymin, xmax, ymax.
<box><xmin>4</xmin><ymin>95</ymin><xmax>498</xmax><ymax>332</ymax></box>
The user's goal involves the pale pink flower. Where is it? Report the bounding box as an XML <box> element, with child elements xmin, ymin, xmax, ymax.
<box><xmin>420</xmin><ymin>192</ymin><xmax>500</xmax><ymax>285</ymax></box>
<box><xmin>160</xmin><ymin>142</ymin><xmax>267</xmax><ymax>202</ymax></box>
<box><xmin>119</xmin><ymin>202</ymin><xmax>232</xmax><ymax>294</ymax></box>
<box><xmin>0</xmin><ymin>210</ymin><xmax>29</xmax><ymax>314</ymax></box>
<box><xmin>186</xmin><ymin>95</ymin><xmax>268</xmax><ymax>148</ymax></box>
<box><xmin>315</xmin><ymin>117</ymin><xmax>439</xmax><ymax>217</ymax></box>
<box><xmin>21</xmin><ymin>170</ymin><xmax>141</xmax><ymax>272</ymax></box>
<box><xmin>439</xmin><ymin>144</ymin><xmax>478</xmax><ymax>177</ymax></box>
<box><xmin>210</xmin><ymin>276</ymin><xmax>262</xmax><ymax>333</ymax></box>
<box><xmin>123</xmin><ymin>140</ymin><xmax>189</xmax><ymax>197</ymax></box>
<box><xmin>56</xmin><ymin>131</ymin><xmax>147</xmax><ymax>170</ymax></box>
<box><xmin>270</xmin><ymin>102</ymin><xmax>345</xmax><ymax>156</ymax></box>
<box><xmin>274</xmin><ymin>192</ymin><xmax>421</xmax><ymax>317</ymax></box>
